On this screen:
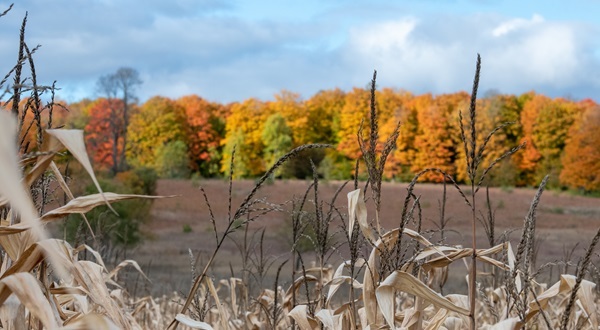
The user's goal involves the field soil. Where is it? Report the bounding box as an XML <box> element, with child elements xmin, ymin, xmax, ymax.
<box><xmin>126</xmin><ymin>179</ymin><xmax>600</xmax><ymax>296</ymax></box>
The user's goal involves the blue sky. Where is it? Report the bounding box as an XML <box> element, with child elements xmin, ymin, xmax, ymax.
<box><xmin>0</xmin><ymin>0</ymin><xmax>599</xmax><ymax>103</ymax></box>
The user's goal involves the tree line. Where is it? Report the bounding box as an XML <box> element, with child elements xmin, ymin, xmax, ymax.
<box><xmin>10</xmin><ymin>83</ymin><xmax>600</xmax><ymax>193</ymax></box>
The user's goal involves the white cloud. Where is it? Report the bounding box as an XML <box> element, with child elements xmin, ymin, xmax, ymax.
<box><xmin>341</xmin><ymin>14</ymin><xmax>599</xmax><ymax>99</ymax></box>
<box><xmin>492</xmin><ymin>14</ymin><xmax>544</xmax><ymax>37</ymax></box>
<box><xmin>349</xmin><ymin>19</ymin><xmax>417</xmax><ymax>53</ymax></box>
<box><xmin>487</xmin><ymin>24</ymin><xmax>580</xmax><ymax>88</ymax></box>
<box><xmin>1</xmin><ymin>1</ymin><xmax>599</xmax><ymax>103</ymax></box>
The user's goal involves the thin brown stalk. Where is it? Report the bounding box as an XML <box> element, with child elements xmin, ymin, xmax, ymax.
<box><xmin>11</xmin><ymin>12</ymin><xmax>26</xmax><ymax>118</ymax></box>
<box><xmin>0</xmin><ymin>3</ymin><xmax>13</xmax><ymax>17</ymax></box>
<box><xmin>467</xmin><ymin>54</ymin><xmax>481</xmax><ymax>330</ymax></box>
<box><xmin>170</xmin><ymin>144</ymin><xmax>330</xmax><ymax>329</ymax></box>
<box><xmin>560</xmin><ymin>226</ymin><xmax>600</xmax><ymax>330</ymax></box>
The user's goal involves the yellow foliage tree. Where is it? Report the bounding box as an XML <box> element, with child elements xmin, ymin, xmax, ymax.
<box><xmin>126</xmin><ymin>96</ymin><xmax>188</xmax><ymax>170</ymax></box>
<box><xmin>337</xmin><ymin>88</ymin><xmax>370</xmax><ymax>160</ymax></box>
<box><xmin>221</xmin><ymin>98</ymin><xmax>273</xmax><ymax>177</ymax></box>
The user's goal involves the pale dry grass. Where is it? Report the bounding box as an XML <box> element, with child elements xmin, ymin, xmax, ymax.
<box><xmin>1</xmin><ymin>6</ymin><xmax>599</xmax><ymax>329</ymax></box>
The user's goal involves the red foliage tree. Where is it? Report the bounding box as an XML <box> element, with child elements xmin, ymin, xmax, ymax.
<box><xmin>176</xmin><ymin>95</ymin><xmax>227</xmax><ymax>175</ymax></box>
<box><xmin>84</xmin><ymin>98</ymin><xmax>125</xmax><ymax>174</ymax></box>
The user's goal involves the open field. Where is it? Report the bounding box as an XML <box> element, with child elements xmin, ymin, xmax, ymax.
<box><xmin>129</xmin><ymin>178</ymin><xmax>600</xmax><ymax>296</ymax></box>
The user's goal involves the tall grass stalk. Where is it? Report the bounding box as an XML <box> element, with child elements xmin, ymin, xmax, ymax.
<box><xmin>169</xmin><ymin>143</ymin><xmax>330</xmax><ymax>329</ymax></box>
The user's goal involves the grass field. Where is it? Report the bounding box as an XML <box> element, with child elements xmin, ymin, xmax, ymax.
<box><xmin>129</xmin><ymin>178</ymin><xmax>600</xmax><ymax>297</ymax></box>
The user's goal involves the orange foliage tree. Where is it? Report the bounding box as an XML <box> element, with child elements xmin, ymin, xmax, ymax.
<box><xmin>560</xmin><ymin>99</ymin><xmax>600</xmax><ymax>192</ymax></box>
<box><xmin>517</xmin><ymin>93</ymin><xmax>545</xmax><ymax>184</ymax></box>
<box><xmin>376</xmin><ymin>89</ymin><xmax>413</xmax><ymax>179</ymax></box>
<box><xmin>337</xmin><ymin>88</ymin><xmax>370</xmax><ymax>160</ymax></box>
<box><xmin>3</xmin><ymin>98</ymin><xmax>69</xmax><ymax>153</ymax></box>
<box><xmin>412</xmin><ymin>93</ymin><xmax>468</xmax><ymax>182</ymax></box>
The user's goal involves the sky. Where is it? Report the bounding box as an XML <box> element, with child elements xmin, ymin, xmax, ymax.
<box><xmin>0</xmin><ymin>0</ymin><xmax>599</xmax><ymax>104</ymax></box>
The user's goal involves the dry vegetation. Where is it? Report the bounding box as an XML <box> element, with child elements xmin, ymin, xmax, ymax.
<box><xmin>2</xmin><ymin>4</ymin><xmax>600</xmax><ymax>330</ymax></box>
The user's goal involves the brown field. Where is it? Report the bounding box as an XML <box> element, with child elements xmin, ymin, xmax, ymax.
<box><xmin>129</xmin><ymin>178</ymin><xmax>600</xmax><ymax>296</ymax></box>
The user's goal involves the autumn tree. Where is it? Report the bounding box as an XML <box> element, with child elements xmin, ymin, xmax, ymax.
<box><xmin>560</xmin><ymin>99</ymin><xmax>600</xmax><ymax>192</ymax></box>
<box><xmin>304</xmin><ymin>88</ymin><xmax>345</xmax><ymax>145</ymax></box>
<box><xmin>412</xmin><ymin>93</ymin><xmax>468</xmax><ymax>182</ymax></box>
<box><xmin>516</xmin><ymin>92</ymin><xmax>544</xmax><ymax>184</ymax></box>
<box><xmin>453</xmin><ymin>93</ymin><xmax>523</xmax><ymax>185</ymax></box>
<box><xmin>476</xmin><ymin>93</ymin><xmax>523</xmax><ymax>186</ymax></box>
<box><xmin>84</xmin><ymin>98</ymin><xmax>126</xmax><ymax>173</ymax></box>
<box><xmin>305</xmin><ymin>88</ymin><xmax>349</xmax><ymax>179</ymax></box>
<box><xmin>222</xmin><ymin>129</ymin><xmax>251</xmax><ymax>177</ymax></box>
<box><xmin>518</xmin><ymin>93</ymin><xmax>579</xmax><ymax>187</ymax></box>
<box><xmin>4</xmin><ymin>97</ymin><xmax>69</xmax><ymax>153</ymax></box>
<box><xmin>176</xmin><ymin>95</ymin><xmax>227</xmax><ymax>176</ymax></box>
<box><xmin>97</xmin><ymin>67</ymin><xmax>142</xmax><ymax>172</ymax></box>
<box><xmin>269</xmin><ymin>91</ymin><xmax>307</xmax><ymax>145</ymax></box>
<box><xmin>126</xmin><ymin>96</ymin><xmax>188</xmax><ymax>174</ymax></box>
<box><xmin>65</xmin><ymin>98</ymin><xmax>94</xmax><ymax>129</ymax></box>
<box><xmin>376</xmin><ymin>88</ymin><xmax>412</xmax><ymax>179</ymax></box>
<box><xmin>337</xmin><ymin>87</ymin><xmax>370</xmax><ymax>160</ymax></box>
<box><xmin>221</xmin><ymin>98</ymin><xmax>273</xmax><ymax>177</ymax></box>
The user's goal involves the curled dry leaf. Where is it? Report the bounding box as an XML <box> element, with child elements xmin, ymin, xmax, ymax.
<box><xmin>40</xmin><ymin>192</ymin><xmax>176</xmax><ymax>222</ymax></box>
<box><xmin>347</xmin><ymin>189</ymin><xmax>375</xmax><ymax>242</ymax></box>
<box><xmin>175</xmin><ymin>313</ymin><xmax>214</xmax><ymax>329</ymax></box>
<box><xmin>45</xmin><ymin>129</ymin><xmax>113</xmax><ymax>212</ymax></box>
<box><xmin>288</xmin><ymin>304</ymin><xmax>319</xmax><ymax>330</ymax></box>
<box><xmin>283</xmin><ymin>275</ymin><xmax>318</xmax><ymax>312</ymax></box>
<box><xmin>0</xmin><ymin>272</ymin><xmax>60</xmax><ymax>329</ymax></box>
<box><xmin>525</xmin><ymin>274</ymin><xmax>597</xmax><ymax>328</ymax></box>
<box><xmin>325</xmin><ymin>260</ymin><xmax>364</xmax><ymax>306</ymax></box>
<box><xmin>73</xmin><ymin>260</ymin><xmax>129</xmax><ymax>327</ymax></box>
<box><xmin>375</xmin><ymin>271</ymin><xmax>469</xmax><ymax>328</ymax></box>
<box><xmin>108</xmin><ymin>259</ymin><xmax>150</xmax><ymax>283</ymax></box>
<box><xmin>363</xmin><ymin>227</ymin><xmax>447</xmax><ymax>325</ymax></box>
<box><xmin>74</xmin><ymin>244</ymin><xmax>107</xmax><ymax>270</ymax></box>
<box><xmin>1</xmin><ymin>239</ymin><xmax>73</xmax><ymax>281</ymax></box>
<box><xmin>316</xmin><ymin>308</ymin><xmax>344</xmax><ymax>330</ymax></box>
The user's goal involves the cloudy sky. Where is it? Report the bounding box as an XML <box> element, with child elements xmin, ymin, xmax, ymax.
<box><xmin>0</xmin><ymin>0</ymin><xmax>599</xmax><ymax>103</ymax></box>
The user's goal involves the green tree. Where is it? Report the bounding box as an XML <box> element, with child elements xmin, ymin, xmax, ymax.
<box><xmin>261</xmin><ymin>113</ymin><xmax>293</xmax><ymax>174</ymax></box>
<box><xmin>222</xmin><ymin>129</ymin><xmax>251</xmax><ymax>178</ymax></box>
<box><xmin>155</xmin><ymin>140</ymin><xmax>190</xmax><ymax>178</ymax></box>
<box><xmin>63</xmin><ymin>168</ymin><xmax>157</xmax><ymax>259</ymax></box>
